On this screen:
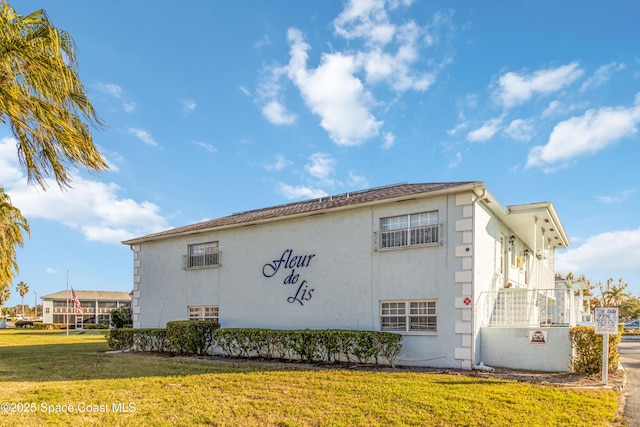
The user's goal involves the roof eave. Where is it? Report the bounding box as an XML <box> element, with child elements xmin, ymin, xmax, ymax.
<box><xmin>122</xmin><ymin>181</ymin><xmax>485</xmax><ymax>245</ymax></box>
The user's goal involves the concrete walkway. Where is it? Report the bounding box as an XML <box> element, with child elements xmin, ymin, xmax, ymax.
<box><xmin>619</xmin><ymin>340</ymin><xmax>640</xmax><ymax>426</ymax></box>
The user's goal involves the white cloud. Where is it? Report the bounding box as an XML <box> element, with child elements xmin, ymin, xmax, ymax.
<box><xmin>277</xmin><ymin>183</ymin><xmax>328</xmax><ymax>200</ymax></box>
<box><xmin>0</xmin><ymin>137</ymin><xmax>168</xmax><ymax>244</ymax></box>
<box><xmin>264</xmin><ymin>155</ymin><xmax>291</xmax><ymax>171</ymax></box>
<box><xmin>466</xmin><ymin>117</ymin><xmax>502</xmax><ymax>142</ymax></box>
<box><xmin>257</xmin><ymin>0</ymin><xmax>453</xmax><ymax>146</ymax></box>
<box><xmin>580</xmin><ymin>62</ymin><xmax>625</xmax><ymax>92</ymax></box>
<box><xmin>255</xmin><ymin>34</ymin><xmax>272</xmax><ymax>49</ymax></box>
<box><xmin>128</xmin><ymin>128</ymin><xmax>158</xmax><ymax>146</ymax></box>
<box><xmin>287</xmin><ymin>28</ymin><xmax>382</xmax><ymax>146</ymax></box>
<box><xmin>123</xmin><ymin>102</ymin><xmax>136</xmax><ymax>113</ymax></box>
<box><xmin>256</xmin><ymin>65</ymin><xmax>296</xmax><ymax>126</ymax></box>
<box><xmin>527</xmin><ymin>103</ymin><xmax>640</xmax><ymax>168</ymax></box>
<box><xmin>304</xmin><ymin>152</ymin><xmax>336</xmax><ymax>183</ymax></box>
<box><xmin>541</xmin><ymin>100</ymin><xmax>562</xmax><ymax>118</ymax></box>
<box><xmin>194</xmin><ymin>142</ymin><xmax>218</xmax><ymax>153</ymax></box>
<box><xmin>181</xmin><ymin>99</ymin><xmax>196</xmax><ymax>114</ymax></box>
<box><xmin>504</xmin><ymin>118</ymin><xmax>534</xmax><ymax>142</ymax></box>
<box><xmin>381</xmin><ymin>132</ymin><xmax>395</xmax><ymax>149</ymax></box>
<box><xmin>45</xmin><ymin>268</ymin><xmax>57</xmax><ymax>274</ymax></box>
<box><xmin>556</xmin><ymin>228</ymin><xmax>640</xmax><ymax>278</ymax></box>
<box><xmin>0</xmin><ymin>137</ymin><xmax>25</xmax><ymax>183</ymax></box>
<box><xmin>494</xmin><ymin>62</ymin><xmax>583</xmax><ymax>107</ymax></box>
<box><xmin>96</xmin><ymin>82</ymin><xmax>123</xmax><ymax>98</ymax></box>
<box><xmin>333</xmin><ymin>0</ymin><xmax>397</xmax><ymax>45</ymax></box>
<box><xmin>595</xmin><ymin>189</ymin><xmax>635</xmax><ymax>204</ymax></box>
<box><xmin>239</xmin><ymin>86</ymin><xmax>251</xmax><ymax>96</ymax></box>
<box><xmin>347</xmin><ymin>171</ymin><xmax>368</xmax><ymax>188</ymax></box>
<box><xmin>96</xmin><ymin>82</ymin><xmax>136</xmax><ymax>113</ymax></box>
<box><xmin>262</xmin><ymin>100</ymin><xmax>296</xmax><ymax>125</ymax></box>
<box><xmin>448</xmin><ymin>152</ymin><xmax>462</xmax><ymax>168</ymax></box>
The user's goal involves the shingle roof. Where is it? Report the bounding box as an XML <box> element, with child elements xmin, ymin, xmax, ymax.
<box><xmin>123</xmin><ymin>181</ymin><xmax>481</xmax><ymax>244</ymax></box>
<box><xmin>41</xmin><ymin>290</ymin><xmax>132</xmax><ymax>301</ymax></box>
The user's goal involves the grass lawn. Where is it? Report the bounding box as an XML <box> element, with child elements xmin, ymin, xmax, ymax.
<box><xmin>0</xmin><ymin>330</ymin><xmax>620</xmax><ymax>426</ymax></box>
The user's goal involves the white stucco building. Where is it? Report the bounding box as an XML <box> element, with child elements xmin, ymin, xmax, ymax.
<box><xmin>123</xmin><ymin>181</ymin><xmax>588</xmax><ymax>371</ymax></box>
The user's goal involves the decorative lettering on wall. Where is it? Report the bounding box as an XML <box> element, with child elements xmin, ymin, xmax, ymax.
<box><xmin>263</xmin><ymin>249</ymin><xmax>316</xmax><ymax>306</ymax></box>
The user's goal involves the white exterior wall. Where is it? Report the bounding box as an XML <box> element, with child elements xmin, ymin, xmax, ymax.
<box><xmin>134</xmin><ymin>194</ymin><xmax>473</xmax><ymax>368</ymax></box>
<box><xmin>42</xmin><ymin>300</ymin><xmax>53</xmax><ymax>324</ymax></box>
<box><xmin>472</xmin><ymin>201</ymin><xmax>499</xmax><ymax>365</ymax></box>
<box><xmin>480</xmin><ymin>327</ymin><xmax>572</xmax><ymax>372</ymax></box>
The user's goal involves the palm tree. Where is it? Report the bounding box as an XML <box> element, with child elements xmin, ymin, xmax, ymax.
<box><xmin>15</xmin><ymin>280</ymin><xmax>28</xmax><ymax>316</ymax></box>
<box><xmin>0</xmin><ymin>189</ymin><xmax>29</xmax><ymax>289</ymax></box>
<box><xmin>0</xmin><ymin>1</ymin><xmax>106</xmax><ymax>289</ymax></box>
<box><xmin>0</xmin><ymin>2</ymin><xmax>107</xmax><ymax>189</ymax></box>
<box><xmin>0</xmin><ymin>284</ymin><xmax>10</xmax><ymax>313</ymax></box>
<box><xmin>602</xmin><ymin>278</ymin><xmax>631</xmax><ymax>307</ymax></box>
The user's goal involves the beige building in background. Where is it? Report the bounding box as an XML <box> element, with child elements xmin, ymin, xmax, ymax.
<box><xmin>41</xmin><ymin>290</ymin><xmax>131</xmax><ymax>328</ymax></box>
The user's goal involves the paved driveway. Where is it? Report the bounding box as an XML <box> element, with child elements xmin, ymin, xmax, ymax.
<box><xmin>619</xmin><ymin>340</ymin><xmax>640</xmax><ymax>426</ymax></box>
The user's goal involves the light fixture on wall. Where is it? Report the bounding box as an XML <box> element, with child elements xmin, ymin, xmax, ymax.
<box><xmin>509</xmin><ymin>235</ymin><xmax>515</xmax><ymax>245</ymax></box>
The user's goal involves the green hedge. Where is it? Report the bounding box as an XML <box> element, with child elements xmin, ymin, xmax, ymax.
<box><xmin>214</xmin><ymin>329</ymin><xmax>402</xmax><ymax>367</ymax></box>
<box><xmin>133</xmin><ymin>328</ymin><xmax>170</xmax><ymax>352</ymax></box>
<box><xmin>106</xmin><ymin>321</ymin><xmax>220</xmax><ymax>355</ymax></box>
<box><xmin>106</xmin><ymin>328</ymin><xmax>135</xmax><ymax>350</ymax></box>
<box><xmin>167</xmin><ymin>320</ymin><xmax>220</xmax><ymax>355</ymax></box>
<box><xmin>33</xmin><ymin>322</ymin><xmax>68</xmax><ymax>330</ymax></box>
<box><xmin>106</xmin><ymin>326</ymin><xmax>402</xmax><ymax>367</ymax></box>
<box><xmin>569</xmin><ymin>326</ymin><xmax>621</xmax><ymax>374</ymax></box>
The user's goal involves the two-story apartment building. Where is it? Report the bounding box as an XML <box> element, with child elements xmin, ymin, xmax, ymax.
<box><xmin>41</xmin><ymin>290</ymin><xmax>131</xmax><ymax>328</ymax></box>
<box><xmin>123</xmin><ymin>181</ymin><xmax>586</xmax><ymax>371</ymax></box>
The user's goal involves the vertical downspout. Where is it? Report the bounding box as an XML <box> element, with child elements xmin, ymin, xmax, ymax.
<box><xmin>470</xmin><ymin>186</ymin><xmax>485</xmax><ymax>368</ymax></box>
<box><xmin>533</xmin><ymin>218</ymin><xmax>538</xmax><ymax>288</ymax></box>
<box><xmin>471</xmin><ymin>193</ymin><xmax>476</xmax><ymax>366</ymax></box>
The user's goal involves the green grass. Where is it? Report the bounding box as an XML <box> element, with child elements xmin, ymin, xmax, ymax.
<box><xmin>0</xmin><ymin>330</ymin><xmax>620</xmax><ymax>426</ymax></box>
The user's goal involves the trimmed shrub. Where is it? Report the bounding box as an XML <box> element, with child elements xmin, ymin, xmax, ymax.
<box><xmin>33</xmin><ymin>322</ymin><xmax>67</xmax><ymax>330</ymax></box>
<box><xmin>14</xmin><ymin>320</ymin><xmax>34</xmax><ymax>328</ymax></box>
<box><xmin>133</xmin><ymin>328</ymin><xmax>170</xmax><ymax>352</ymax></box>
<box><xmin>214</xmin><ymin>328</ymin><xmax>402</xmax><ymax>366</ymax></box>
<box><xmin>167</xmin><ymin>320</ymin><xmax>220</xmax><ymax>356</ymax></box>
<box><xmin>570</xmin><ymin>326</ymin><xmax>621</xmax><ymax>374</ymax></box>
<box><xmin>106</xmin><ymin>328</ymin><xmax>135</xmax><ymax>351</ymax></box>
<box><xmin>84</xmin><ymin>323</ymin><xmax>109</xmax><ymax>330</ymax></box>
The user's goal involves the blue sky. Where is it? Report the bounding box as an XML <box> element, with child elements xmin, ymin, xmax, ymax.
<box><xmin>2</xmin><ymin>0</ymin><xmax>639</xmax><ymax>307</ymax></box>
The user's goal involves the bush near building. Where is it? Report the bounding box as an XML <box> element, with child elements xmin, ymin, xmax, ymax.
<box><xmin>569</xmin><ymin>326</ymin><xmax>620</xmax><ymax>374</ymax></box>
<box><xmin>106</xmin><ymin>326</ymin><xmax>402</xmax><ymax>367</ymax></box>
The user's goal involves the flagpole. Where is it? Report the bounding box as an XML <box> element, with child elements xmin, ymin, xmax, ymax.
<box><xmin>66</xmin><ymin>270</ymin><xmax>69</xmax><ymax>336</ymax></box>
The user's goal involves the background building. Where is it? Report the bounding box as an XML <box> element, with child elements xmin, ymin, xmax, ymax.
<box><xmin>41</xmin><ymin>290</ymin><xmax>131</xmax><ymax>328</ymax></box>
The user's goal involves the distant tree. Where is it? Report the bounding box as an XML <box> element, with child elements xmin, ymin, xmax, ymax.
<box><xmin>0</xmin><ymin>1</ymin><xmax>107</xmax><ymax>296</ymax></box>
<box><xmin>110</xmin><ymin>307</ymin><xmax>132</xmax><ymax>329</ymax></box>
<box><xmin>0</xmin><ymin>284</ymin><xmax>10</xmax><ymax>311</ymax></box>
<box><xmin>602</xmin><ymin>278</ymin><xmax>631</xmax><ymax>307</ymax></box>
<box><xmin>620</xmin><ymin>298</ymin><xmax>640</xmax><ymax>321</ymax></box>
<box><xmin>0</xmin><ymin>190</ymin><xmax>29</xmax><ymax>290</ymax></box>
<box><xmin>15</xmin><ymin>281</ymin><xmax>28</xmax><ymax>316</ymax></box>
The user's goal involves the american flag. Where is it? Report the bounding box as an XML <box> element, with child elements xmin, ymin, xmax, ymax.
<box><xmin>71</xmin><ymin>288</ymin><xmax>83</xmax><ymax>313</ymax></box>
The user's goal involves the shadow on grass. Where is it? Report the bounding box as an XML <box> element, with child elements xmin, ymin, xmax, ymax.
<box><xmin>0</xmin><ymin>331</ymin><xmax>517</xmax><ymax>385</ymax></box>
<box><xmin>0</xmin><ymin>338</ymin><xmax>344</xmax><ymax>383</ymax></box>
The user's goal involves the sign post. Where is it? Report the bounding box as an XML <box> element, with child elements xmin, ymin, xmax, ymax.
<box><xmin>594</xmin><ymin>307</ymin><xmax>619</xmax><ymax>385</ymax></box>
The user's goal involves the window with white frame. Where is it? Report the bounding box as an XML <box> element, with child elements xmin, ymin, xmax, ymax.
<box><xmin>183</xmin><ymin>241</ymin><xmax>220</xmax><ymax>269</ymax></box>
<box><xmin>188</xmin><ymin>305</ymin><xmax>219</xmax><ymax>322</ymax></box>
<box><xmin>380</xmin><ymin>300</ymin><xmax>437</xmax><ymax>332</ymax></box>
<box><xmin>380</xmin><ymin>211</ymin><xmax>439</xmax><ymax>249</ymax></box>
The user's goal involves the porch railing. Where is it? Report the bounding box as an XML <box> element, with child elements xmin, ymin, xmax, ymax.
<box><xmin>479</xmin><ymin>288</ymin><xmax>585</xmax><ymax>327</ymax></box>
